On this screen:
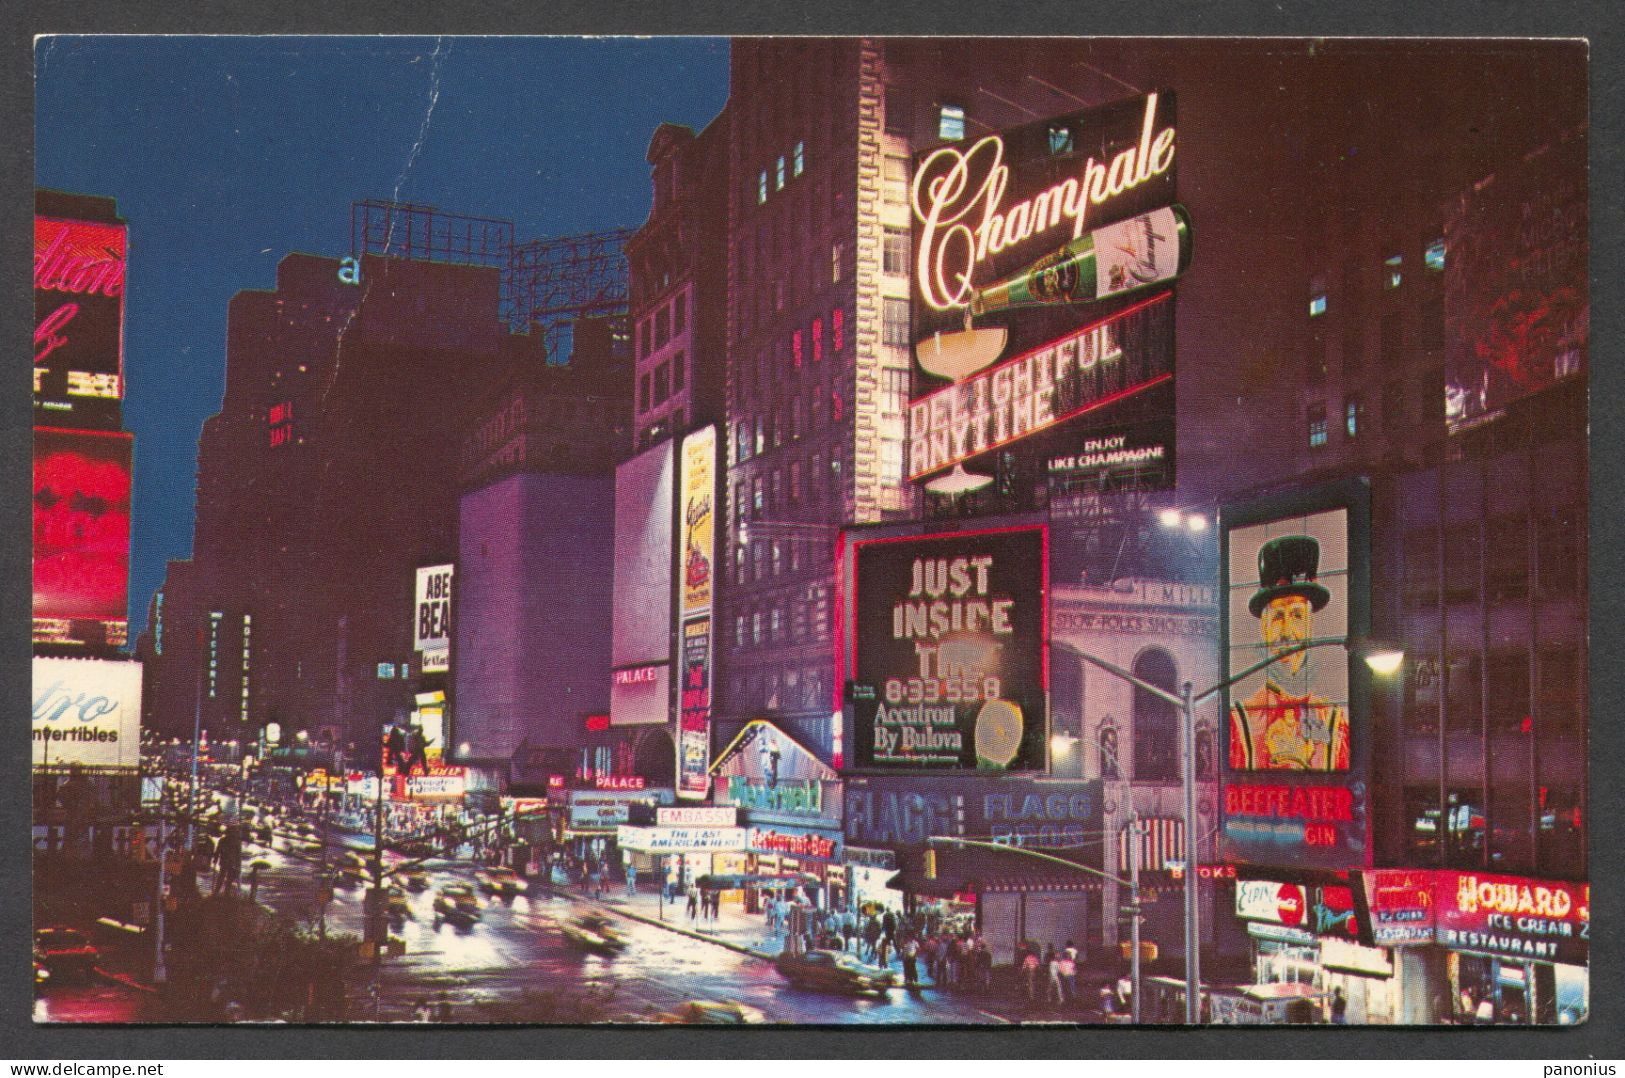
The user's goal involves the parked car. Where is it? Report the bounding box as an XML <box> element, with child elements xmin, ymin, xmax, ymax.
<box><xmin>773</xmin><ymin>949</ymin><xmax>899</xmax><ymax>995</ymax></box>
<box><xmin>34</xmin><ymin>927</ymin><xmax>99</xmax><ymax>982</ymax></box>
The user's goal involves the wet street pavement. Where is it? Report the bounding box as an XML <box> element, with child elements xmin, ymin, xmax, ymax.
<box><xmin>241</xmin><ymin>835</ymin><xmax>1023</xmax><ymax>1024</ymax></box>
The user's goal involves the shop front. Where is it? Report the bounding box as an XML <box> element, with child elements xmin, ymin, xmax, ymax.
<box><xmin>562</xmin><ymin>786</ymin><xmax>675</xmax><ymax>867</ymax></box>
<box><xmin>1435</xmin><ymin>871</ymin><xmax>1589</xmax><ymax>1026</ymax></box>
<box><xmin>710</xmin><ymin>720</ymin><xmax>844</xmax><ymax>912</ymax></box>
<box><xmin>1235</xmin><ymin>878</ymin><xmax>1404</xmax><ymax>1025</ymax></box>
<box><xmin>844</xmin><ymin>775</ymin><xmax>1105</xmax><ymax>965</ymax></box>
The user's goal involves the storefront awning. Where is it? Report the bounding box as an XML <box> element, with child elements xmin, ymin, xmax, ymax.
<box><xmin>696</xmin><ymin>872</ymin><xmax>820</xmax><ymax>891</ymax></box>
<box><xmin>887</xmin><ymin>845</ymin><xmax>1108</xmax><ymax>898</ymax></box>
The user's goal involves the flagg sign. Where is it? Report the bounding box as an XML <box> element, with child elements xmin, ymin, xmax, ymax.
<box><xmin>850</xmin><ymin>527</ymin><xmax>1047</xmax><ymax>771</ymax></box>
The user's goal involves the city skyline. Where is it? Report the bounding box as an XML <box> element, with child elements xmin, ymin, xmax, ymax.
<box><xmin>35</xmin><ymin>35</ymin><xmax>731</xmax><ymax>640</ymax></box>
<box><xmin>28</xmin><ymin>33</ymin><xmax>1596</xmax><ymax>1039</ymax></box>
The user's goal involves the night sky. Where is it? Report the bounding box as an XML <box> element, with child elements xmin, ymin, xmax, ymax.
<box><xmin>34</xmin><ymin>35</ymin><xmax>731</xmax><ymax>641</ymax></box>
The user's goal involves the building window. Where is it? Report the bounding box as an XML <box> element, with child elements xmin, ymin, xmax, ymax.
<box><xmin>1382</xmin><ymin>380</ymin><xmax>1406</xmax><ymax>433</ymax></box>
<box><xmin>1132</xmin><ymin>648</ymin><xmax>1179</xmax><ymax>782</ymax></box>
<box><xmin>751</xmin><ymin>477</ymin><xmax>764</xmax><ymax>518</ymax></box>
<box><xmin>752</xmin><ymin>611</ymin><xmax>762</xmax><ymax>646</ymax></box>
<box><xmin>884</xmin><ymin>85</ymin><xmax>909</xmax><ymax>136</ymax></box>
<box><xmin>654</xmin><ymin>361</ymin><xmax>671</xmax><ymax>405</ymax></box>
<box><xmin>831</xmin><ymin>242</ymin><xmax>844</xmax><ymax>284</ymax></box>
<box><xmin>883</xmin><ymin>156</ymin><xmax>910</xmax><ymax>206</ymax></box>
<box><xmin>1384</xmin><ymin>253</ymin><xmax>1404</xmax><ymax>290</ymax></box>
<box><xmin>1309</xmin><ymin>274</ymin><xmax>1329</xmax><ymax>318</ymax></box>
<box><xmin>1047</xmin><ymin>123</ymin><xmax>1074</xmax><ymax>155</ymax></box>
<box><xmin>793</xmin><ymin>140</ymin><xmax>804</xmax><ymax>177</ymax></box>
<box><xmin>736</xmin><ymin>422</ymin><xmax>752</xmax><ymax>463</ymax></box>
<box><xmin>1345</xmin><ymin>394</ymin><xmax>1363</xmax><ymax>440</ymax></box>
<box><xmin>772</xmin><ymin>541</ymin><xmax>783</xmax><ymax>577</ymax></box>
<box><xmin>656</xmin><ymin>305</ymin><xmax>671</xmax><ymax>348</ymax></box>
<box><xmin>1425</xmin><ymin>237</ymin><xmax>1446</xmax><ymax>272</ymax></box>
<box><xmin>1307</xmin><ymin>402</ymin><xmax>1328</xmax><ymax>448</ymax></box>
<box><xmin>636</xmin><ymin>373</ymin><xmax>649</xmax><ymax>414</ymax></box>
<box><xmin>758</xmin><ymin>169</ymin><xmax>768</xmax><ymax>205</ymax></box>
<box><xmin>672</xmin><ymin>351</ymin><xmax>685</xmax><ymax>392</ymax></box>
<box><xmin>790</xmin><ymin>460</ymin><xmax>802</xmax><ymax>502</ymax></box>
<box><xmin>673</xmin><ymin>292</ymin><xmax>687</xmax><ymax>334</ymax></box>
<box><xmin>882</xmin><ymin>228</ymin><xmax>910</xmax><ymax>276</ymax></box>
<box><xmin>938</xmin><ymin>103</ymin><xmax>966</xmax><ymax>142</ymax></box>
<box><xmin>776</xmin><ymin>155</ymin><xmax>786</xmax><ymax>191</ymax></box>
<box><xmin>882</xmin><ymin>297</ymin><xmax>911</xmax><ymax>347</ymax></box>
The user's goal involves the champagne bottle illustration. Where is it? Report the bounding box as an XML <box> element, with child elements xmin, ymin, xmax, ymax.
<box><xmin>969</xmin><ymin>204</ymin><xmax>1192</xmax><ymax>316</ymax></box>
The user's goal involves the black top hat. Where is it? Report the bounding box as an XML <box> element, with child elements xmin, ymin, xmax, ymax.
<box><xmin>1248</xmin><ymin>534</ymin><xmax>1332</xmax><ymax>618</ymax></box>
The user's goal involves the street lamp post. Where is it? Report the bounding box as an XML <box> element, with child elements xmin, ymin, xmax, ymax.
<box><xmin>1054</xmin><ymin>635</ymin><xmax>1401</xmax><ymax>1025</ymax></box>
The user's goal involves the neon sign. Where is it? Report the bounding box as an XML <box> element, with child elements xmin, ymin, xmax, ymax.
<box><xmin>912</xmin><ymin>93</ymin><xmax>1176</xmax><ymax>312</ymax></box>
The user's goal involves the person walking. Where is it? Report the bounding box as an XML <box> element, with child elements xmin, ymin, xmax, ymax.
<box><xmin>1060</xmin><ymin>940</ymin><xmax>1079</xmax><ymax>1005</ymax></box>
<box><xmin>686</xmin><ymin>886</ymin><xmax>699</xmax><ymax>922</ymax></box>
<box><xmin>212</xmin><ymin>823</ymin><xmax>243</xmax><ymax>895</ymax></box>
<box><xmin>1045</xmin><ymin>944</ymin><xmax>1064</xmax><ymax>1004</ymax></box>
<box><xmin>1330</xmin><ymin>987</ymin><xmax>1348</xmax><ymax>1025</ymax></box>
<box><xmin>975</xmin><ymin>938</ymin><xmax>994</xmax><ymax>993</ymax></box>
<box><xmin>863</xmin><ymin>915</ymin><xmax>881</xmax><ymax>961</ymax></box>
<box><xmin>901</xmin><ymin>935</ymin><xmax>920</xmax><ymax>987</ymax></box>
<box><xmin>1021</xmin><ymin>945</ymin><xmax>1041</xmax><ymax>1002</ymax></box>
<box><xmin>876</xmin><ymin>932</ymin><xmax>892</xmax><ymax>970</ymax></box>
<box><xmin>624</xmin><ymin>857</ymin><xmax>637</xmax><ymax>898</ymax></box>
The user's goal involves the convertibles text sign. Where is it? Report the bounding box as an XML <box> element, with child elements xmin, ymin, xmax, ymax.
<box><xmin>33</xmin><ymin>656</ymin><xmax>142</xmax><ymax>769</ymax></box>
<box><xmin>851</xmin><ymin>527</ymin><xmax>1047</xmax><ymax>771</ymax></box>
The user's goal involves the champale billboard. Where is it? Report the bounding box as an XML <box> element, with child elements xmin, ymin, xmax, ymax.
<box><xmin>908</xmin><ymin>91</ymin><xmax>1185</xmax><ymax>488</ymax></box>
<box><xmin>33</xmin><ymin>656</ymin><xmax>143</xmax><ymax>769</ymax></box>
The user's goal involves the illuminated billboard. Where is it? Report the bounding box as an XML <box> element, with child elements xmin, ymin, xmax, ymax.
<box><xmin>848</xmin><ymin>526</ymin><xmax>1048</xmax><ymax>772</ymax></box>
<box><xmin>1218</xmin><ymin>481</ymin><xmax>1371</xmax><ymax>871</ymax></box>
<box><xmin>908</xmin><ymin>92</ymin><xmax>1185</xmax><ymax>487</ymax></box>
<box><xmin>676</xmin><ymin>426</ymin><xmax>718</xmax><ymax>798</ymax></box>
<box><xmin>33</xmin><ymin>427</ymin><xmax>133</xmax><ymax>646</ymax></box>
<box><xmin>1444</xmin><ymin>126</ymin><xmax>1587</xmax><ymax>434</ymax></box>
<box><xmin>678</xmin><ymin>425</ymin><xmax>716</xmax><ymax>619</ymax></box>
<box><xmin>611</xmin><ymin>441</ymin><xmax>674</xmax><ymax>725</ymax></box>
<box><xmin>33</xmin><ymin>656</ymin><xmax>143</xmax><ymax>770</ymax></box>
<box><xmin>35</xmin><ymin>215</ymin><xmax>126</xmax><ymax>431</ymax></box>
<box><xmin>413</xmin><ymin>564</ymin><xmax>453</xmax><ymax>673</ymax></box>
<box><xmin>907</xmin><ymin>293</ymin><xmax>1173</xmax><ymax>481</ymax></box>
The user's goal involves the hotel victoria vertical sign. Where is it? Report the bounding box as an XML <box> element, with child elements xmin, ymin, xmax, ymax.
<box><xmin>849</xmin><ymin>526</ymin><xmax>1048</xmax><ymax>771</ymax></box>
<box><xmin>907</xmin><ymin>91</ymin><xmax>1186</xmax><ymax>487</ymax></box>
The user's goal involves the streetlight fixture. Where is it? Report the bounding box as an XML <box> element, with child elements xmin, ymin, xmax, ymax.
<box><xmin>1053</xmin><ymin>634</ymin><xmax>1402</xmax><ymax>1024</ymax></box>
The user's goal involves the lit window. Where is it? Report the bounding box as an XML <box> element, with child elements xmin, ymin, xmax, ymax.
<box><xmin>882</xmin><ymin>297</ymin><xmax>910</xmax><ymax>347</ymax></box>
<box><xmin>776</xmin><ymin>156</ymin><xmax>786</xmax><ymax>190</ymax></box>
<box><xmin>831</xmin><ymin>242</ymin><xmax>844</xmax><ymax>284</ymax></box>
<box><xmin>1425</xmin><ymin>238</ymin><xmax>1446</xmax><ymax>272</ymax></box>
<box><xmin>882</xmin><ymin>228</ymin><xmax>910</xmax><ymax>276</ymax></box>
<box><xmin>793</xmin><ymin>141</ymin><xmax>805</xmax><ymax>177</ymax></box>
<box><xmin>1346</xmin><ymin>395</ymin><xmax>1363</xmax><ymax>439</ymax></box>
<box><xmin>1384</xmin><ymin>254</ymin><xmax>1403</xmax><ymax>290</ymax></box>
<box><xmin>939</xmin><ymin>104</ymin><xmax>966</xmax><ymax>141</ymax></box>
<box><xmin>883</xmin><ymin>156</ymin><xmax>910</xmax><ymax>205</ymax></box>
<box><xmin>758</xmin><ymin>170</ymin><xmax>768</xmax><ymax>204</ymax></box>
<box><xmin>1308</xmin><ymin>403</ymin><xmax>1328</xmax><ymax>448</ymax></box>
<box><xmin>1309</xmin><ymin>294</ymin><xmax>1328</xmax><ymax>318</ymax></box>
<box><xmin>1047</xmin><ymin>124</ymin><xmax>1074</xmax><ymax>155</ymax></box>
